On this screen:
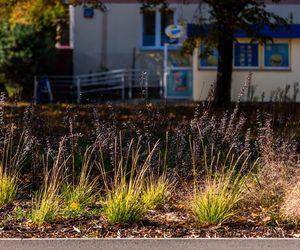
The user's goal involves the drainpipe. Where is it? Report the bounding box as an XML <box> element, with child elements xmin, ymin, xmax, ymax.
<box><xmin>101</xmin><ymin>11</ymin><xmax>108</xmax><ymax>68</ymax></box>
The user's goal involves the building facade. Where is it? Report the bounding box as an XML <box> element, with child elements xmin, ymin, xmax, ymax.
<box><xmin>70</xmin><ymin>0</ymin><xmax>300</xmax><ymax>101</ymax></box>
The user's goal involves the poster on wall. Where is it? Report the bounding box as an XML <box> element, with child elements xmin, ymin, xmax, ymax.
<box><xmin>234</xmin><ymin>43</ymin><xmax>259</xmax><ymax>67</ymax></box>
<box><xmin>199</xmin><ymin>46</ymin><xmax>218</xmax><ymax>68</ymax></box>
<box><xmin>168</xmin><ymin>51</ymin><xmax>192</xmax><ymax>68</ymax></box>
<box><xmin>166</xmin><ymin>69</ymin><xmax>193</xmax><ymax>98</ymax></box>
<box><xmin>264</xmin><ymin>43</ymin><xmax>289</xmax><ymax>68</ymax></box>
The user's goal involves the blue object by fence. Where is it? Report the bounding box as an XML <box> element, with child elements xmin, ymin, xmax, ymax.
<box><xmin>37</xmin><ymin>76</ymin><xmax>53</xmax><ymax>103</ymax></box>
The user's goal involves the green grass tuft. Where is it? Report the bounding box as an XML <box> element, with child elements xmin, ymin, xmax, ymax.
<box><xmin>0</xmin><ymin>169</ymin><xmax>18</xmax><ymax>207</ymax></box>
<box><xmin>61</xmin><ymin>146</ymin><xmax>98</xmax><ymax>217</ymax></box>
<box><xmin>99</xmin><ymin>139</ymin><xmax>158</xmax><ymax>225</ymax></box>
<box><xmin>142</xmin><ymin>172</ymin><xmax>175</xmax><ymax>210</ymax></box>
<box><xmin>191</xmin><ymin>142</ymin><xmax>254</xmax><ymax>226</ymax></box>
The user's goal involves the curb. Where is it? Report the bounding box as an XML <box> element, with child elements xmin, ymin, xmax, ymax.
<box><xmin>0</xmin><ymin>238</ymin><xmax>299</xmax><ymax>250</ymax></box>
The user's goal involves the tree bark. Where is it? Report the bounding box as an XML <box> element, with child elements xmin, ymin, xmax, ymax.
<box><xmin>214</xmin><ymin>36</ymin><xmax>234</xmax><ymax>107</ymax></box>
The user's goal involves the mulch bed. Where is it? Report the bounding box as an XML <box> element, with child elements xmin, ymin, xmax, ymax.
<box><xmin>0</xmin><ymin>188</ymin><xmax>299</xmax><ymax>239</ymax></box>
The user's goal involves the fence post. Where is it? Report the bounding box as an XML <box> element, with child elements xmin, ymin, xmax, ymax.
<box><xmin>76</xmin><ymin>77</ymin><xmax>81</xmax><ymax>104</ymax></box>
<box><xmin>121</xmin><ymin>74</ymin><xmax>125</xmax><ymax>100</ymax></box>
<box><xmin>128</xmin><ymin>72</ymin><xmax>132</xmax><ymax>100</ymax></box>
<box><xmin>33</xmin><ymin>76</ymin><xmax>38</xmax><ymax>104</ymax></box>
<box><xmin>159</xmin><ymin>78</ymin><xmax>163</xmax><ymax>99</ymax></box>
<box><xmin>46</xmin><ymin>78</ymin><xmax>54</xmax><ymax>102</ymax></box>
<box><xmin>144</xmin><ymin>71</ymin><xmax>149</xmax><ymax>99</ymax></box>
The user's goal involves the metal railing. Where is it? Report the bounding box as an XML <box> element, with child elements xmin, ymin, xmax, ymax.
<box><xmin>34</xmin><ymin>69</ymin><xmax>163</xmax><ymax>104</ymax></box>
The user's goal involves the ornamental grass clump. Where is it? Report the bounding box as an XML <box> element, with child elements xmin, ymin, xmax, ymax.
<box><xmin>245</xmin><ymin>116</ymin><xmax>300</xmax><ymax>214</ymax></box>
<box><xmin>99</xmin><ymin>138</ymin><xmax>158</xmax><ymax>225</ymax></box>
<box><xmin>31</xmin><ymin>140</ymin><xmax>67</xmax><ymax>226</ymax></box>
<box><xmin>142</xmin><ymin>172</ymin><xmax>175</xmax><ymax>210</ymax></box>
<box><xmin>191</xmin><ymin>143</ymin><xmax>254</xmax><ymax>226</ymax></box>
<box><xmin>62</xmin><ymin>146</ymin><xmax>98</xmax><ymax>217</ymax></box>
<box><xmin>0</xmin><ymin>167</ymin><xmax>18</xmax><ymax>207</ymax></box>
<box><xmin>281</xmin><ymin>179</ymin><xmax>300</xmax><ymax>225</ymax></box>
<box><xmin>0</xmin><ymin>126</ymin><xmax>29</xmax><ymax>207</ymax></box>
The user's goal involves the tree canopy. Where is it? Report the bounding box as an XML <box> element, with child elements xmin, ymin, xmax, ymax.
<box><xmin>1</xmin><ymin>0</ymin><xmax>67</xmax><ymax>29</ymax></box>
<box><xmin>0</xmin><ymin>0</ymin><xmax>68</xmax><ymax>98</ymax></box>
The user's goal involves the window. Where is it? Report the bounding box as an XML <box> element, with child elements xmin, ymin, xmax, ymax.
<box><xmin>142</xmin><ymin>11</ymin><xmax>156</xmax><ymax>46</ymax></box>
<box><xmin>142</xmin><ymin>10</ymin><xmax>177</xmax><ymax>48</ymax></box>
<box><xmin>199</xmin><ymin>45</ymin><xmax>218</xmax><ymax>69</ymax></box>
<box><xmin>234</xmin><ymin>43</ymin><xmax>259</xmax><ymax>68</ymax></box>
<box><xmin>160</xmin><ymin>11</ymin><xmax>175</xmax><ymax>46</ymax></box>
<box><xmin>199</xmin><ymin>42</ymin><xmax>291</xmax><ymax>71</ymax></box>
<box><xmin>264</xmin><ymin>43</ymin><xmax>290</xmax><ymax>69</ymax></box>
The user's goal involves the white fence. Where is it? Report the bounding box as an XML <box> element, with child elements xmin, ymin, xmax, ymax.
<box><xmin>34</xmin><ymin>69</ymin><xmax>163</xmax><ymax>104</ymax></box>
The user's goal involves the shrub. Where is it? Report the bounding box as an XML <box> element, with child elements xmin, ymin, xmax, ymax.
<box><xmin>191</xmin><ymin>144</ymin><xmax>253</xmax><ymax>226</ymax></box>
<box><xmin>99</xmin><ymin>139</ymin><xmax>158</xmax><ymax>225</ymax></box>
<box><xmin>0</xmin><ymin>22</ymin><xmax>56</xmax><ymax>97</ymax></box>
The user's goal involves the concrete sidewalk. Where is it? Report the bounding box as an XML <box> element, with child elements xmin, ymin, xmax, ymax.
<box><xmin>0</xmin><ymin>238</ymin><xmax>299</xmax><ymax>250</ymax></box>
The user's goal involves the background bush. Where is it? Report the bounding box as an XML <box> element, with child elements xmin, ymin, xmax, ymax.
<box><xmin>0</xmin><ymin>22</ymin><xmax>56</xmax><ymax>98</ymax></box>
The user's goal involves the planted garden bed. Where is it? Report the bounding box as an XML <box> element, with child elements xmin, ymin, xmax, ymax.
<box><xmin>0</xmin><ymin>100</ymin><xmax>300</xmax><ymax>238</ymax></box>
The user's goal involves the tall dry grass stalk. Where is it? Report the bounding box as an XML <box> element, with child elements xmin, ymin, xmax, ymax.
<box><xmin>31</xmin><ymin>139</ymin><xmax>68</xmax><ymax>226</ymax></box>
<box><xmin>281</xmin><ymin>179</ymin><xmax>300</xmax><ymax>224</ymax></box>
<box><xmin>142</xmin><ymin>134</ymin><xmax>176</xmax><ymax>210</ymax></box>
<box><xmin>248</xmin><ymin>116</ymin><xmax>300</xmax><ymax>209</ymax></box>
<box><xmin>0</xmin><ymin>125</ymin><xmax>29</xmax><ymax>207</ymax></box>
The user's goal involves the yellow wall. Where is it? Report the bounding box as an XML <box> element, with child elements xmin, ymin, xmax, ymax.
<box><xmin>193</xmin><ymin>39</ymin><xmax>300</xmax><ymax>102</ymax></box>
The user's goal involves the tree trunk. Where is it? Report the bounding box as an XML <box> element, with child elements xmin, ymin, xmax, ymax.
<box><xmin>214</xmin><ymin>36</ymin><xmax>234</xmax><ymax>107</ymax></box>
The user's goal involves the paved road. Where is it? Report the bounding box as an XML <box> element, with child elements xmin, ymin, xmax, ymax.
<box><xmin>0</xmin><ymin>238</ymin><xmax>299</xmax><ymax>250</ymax></box>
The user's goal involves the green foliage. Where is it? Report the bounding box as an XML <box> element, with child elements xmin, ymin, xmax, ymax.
<box><xmin>4</xmin><ymin>83</ymin><xmax>22</xmax><ymax>98</ymax></box>
<box><xmin>142</xmin><ymin>173</ymin><xmax>175</xmax><ymax>210</ymax></box>
<box><xmin>61</xmin><ymin>146</ymin><xmax>98</xmax><ymax>218</ymax></box>
<box><xmin>31</xmin><ymin>190</ymin><xmax>61</xmax><ymax>226</ymax></box>
<box><xmin>0</xmin><ymin>22</ymin><xmax>56</xmax><ymax>96</ymax></box>
<box><xmin>31</xmin><ymin>142</ymin><xmax>67</xmax><ymax>226</ymax></box>
<box><xmin>99</xmin><ymin>139</ymin><xmax>158</xmax><ymax>225</ymax></box>
<box><xmin>192</xmin><ymin>176</ymin><xmax>245</xmax><ymax>226</ymax></box>
<box><xmin>101</xmin><ymin>185</ymin><xmax>145</xmax><ymax>225</ymax></box>
<box><xmin>29</xmin><ymin>0</ymin><xmax>68</xmax><ymax>30</ymax></box>
<box><xmin>61</xmin><ymin>185</ymin><xmax>92</xmax><ymax>218</ymax></box>
<box><xmin>0</xmin><ymin>168</ymin><xmax>18</xmax><ymax>207</ymax></box>
<box><xmin>14</xmin><ymin>206</ymin><xmax>27</xmax><ymax>220</ymax></box>
<box><xmin>69</xmin><ymin>0</ymin><xmax>108</xmax><ymax>11</ymax></box>
<box><xmin>0</xmin><ymin>0</ymin><xmax>68</xmax><ymax>97</ymax></box>
<box><xmin>0</xmin><ymin>127</ymin><xmax>28</xmax><ymax>207</ymax></box>
<box><xmin>191</xmin><ymin>144</ymin><xmax>254</xmax><ymax>226</ymax></box>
